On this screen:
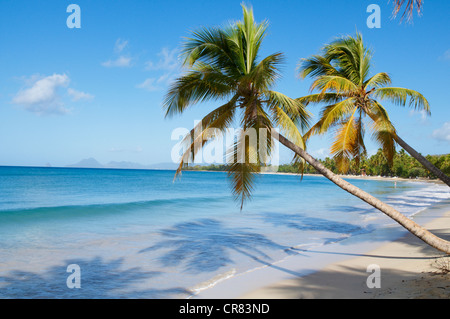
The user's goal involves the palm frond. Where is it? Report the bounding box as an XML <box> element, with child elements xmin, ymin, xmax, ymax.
<box><xmin>392</xmin><ymin>0</ymin><xmax>423</xmax><ymax>22</ymax></box>
<box><xmin>233</xmin><ymin>4</ymin><xmax>269</xmax><ymax>74</ymax></box>
<box><xmin>249</xmin><ymin>52</ymin><xmax>284</xmax><ymax>90</ymax></box>
<box><xmin>364</xmin><ymin>72</ymin><xmax>392</xmax><ymax>89</ymax></box>
<box><xmin>174</xmin><ymin>97</ymin><xmax>238</xmax><ymax>178</ymax></box>
<box><xmin>181</xmin><ymin>26</ymin><xmax>239</xmax><ymax>74</ymax></box>
<box><xmin>272</xmin><ymin>105</ymin><xmax>305</xmax><ymax>150</ymax></box>
<box><xmin>310</xmin><ymin>75</ymin><xmax>358</xmax><ymax>95</ymax></box>
<box><xmin>296</xmin><ymin>93</ymin><xmax>345</xmax><ymax>106</ymax></box>
<box><xmin>304</xmin><ymin>98</ymin><xmax>356</xmax><ymax>139</ymax></box>
<box><xmin>323</xmin><ymin>32</ymin><xmax>371</xmax><ymax>86</ymax></box>
<box><xmin>163</xmin><ymin>68</ymin><xmax>235</xmax><ymax>117</ymax></box>
<box><xmin>266</xmin><ymin>90</ymin><xmax>311</xmax><ymax>133</ymax></box>
<box><xmin>226</xmin><ymin>128</ymin><xmax>262</xmax><ymax>209</ymax></box>
<box><xmin>297</xmin><ymin>55</ymin><xmax>338</xmax><ymax>79</ymax></box>
<box><xmin>367</xmin><ymin>101</ymin><xmax>397</xmax><ymax>166</ymax></box>
<box><xmin>330</xmin><ymin>108</ymin><xmax>359</xmax><ymax>173</ymax></box>
<box><xmin>373</xmin><ymin>87</ymin><xmax>430</xmax><ymax>114</ymax></box>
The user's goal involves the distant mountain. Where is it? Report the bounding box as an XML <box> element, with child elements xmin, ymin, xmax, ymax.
<box><xmin>66</xmin><ymin>158</ymin><xmax>104</xmax><ymax>168</ymax></box>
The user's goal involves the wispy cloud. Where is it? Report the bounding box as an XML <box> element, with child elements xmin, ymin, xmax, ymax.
<box><xmin>138</xmin><ymin>47</ymin><xmax>180</xmax><ymax>92</ymax></box>
<box><xmin>145</xmin><ymin>47</ymin><xmax>179</xmax><ymax>71</ymax></box>
<box><xmin>114</xmin><ymin>39</ymin><xmax>128</xmax><ymax>54</ymax></box>
<box><xmin>12</xmin><ymin>73</ymin><xmax>93</xmax><ymax>115</ymax></box>
<box><xmin>136</xmin><ymin>78</ymin><xmax>160</xmax><ymax>92</ymax></box>
<box><xmin>137</xmin><ymin>73</ymin><xmax>175</xmax><ymax>92</ymax></box>
<box><xmin>432</xmin><ymin>122</ymin><xmax>450</xmax><ymax>142</ymax></box>
<box><xmin>409</xmin><ymin>109</ymin><xmax>430</xmax><ymax>125</ymax></box>
<box><xmin>102</xmin><ymin>38</ymin><xmax>133</xmax><ymax>68</ymax></box>
<box><xmin>102</xmin><ymin>56</ymin><xmax>132</xmax><ymax>68</ymax></box>
<box><xmin>67</xmin><ymin>88</ymin><xmax>94</xmax><ymax>101</ymax></box>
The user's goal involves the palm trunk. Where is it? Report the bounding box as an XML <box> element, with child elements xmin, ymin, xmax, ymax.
<box><xmin>394</xmin><ymin>134</ymin><xmax>450</xmax><ymax>187</ymax></box>
<box><xmin>276</xmin><ymin>133</ymin><xmax>450</xmax><ymax>254</ymax></box>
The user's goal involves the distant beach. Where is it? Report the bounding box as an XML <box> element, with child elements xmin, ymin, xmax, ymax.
<box><xmin>190</xmin><ymin>168</ymin><xmax>444</xmax><ymax>184</ymax></box>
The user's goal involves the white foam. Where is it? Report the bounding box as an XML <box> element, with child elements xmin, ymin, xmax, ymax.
<box><xmin>188</xmin><ymin>268</ymin><xmax>237</xmax><ymax>297</ymax></box>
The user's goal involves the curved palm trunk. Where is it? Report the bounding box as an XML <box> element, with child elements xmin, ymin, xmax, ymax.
<box><xmin>365</xmin><ymin>112</ymin><xmax>450</xmax><ymax>187</ymax></box>
<box><xmin>394</xmin><ymin>134</ymin><xmax>450</xmax><ymax>187</ymax></box>
<box><xmin>276</xmin><ymin>133</ymin><xmax>450</xmax><ymax>254</ymax></box>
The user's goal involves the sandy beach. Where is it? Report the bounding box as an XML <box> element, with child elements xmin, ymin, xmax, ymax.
<box><xmin>192</xmin><ymin>204</ymin><xmax>450</xmax><ymax>299</ymax></box>
<box><xmin>239</xmin><ymin>210</ymin><xmax>450</xmax><ymax>299</ymax></box>
<box><xmin>262</xmin><ymin>171</ymin><xmax>445</xmax><ymax>185</ymax></box>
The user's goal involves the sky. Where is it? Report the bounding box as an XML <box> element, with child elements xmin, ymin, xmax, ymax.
<box><xmin>0</xmin><ymin>0</ymin><xmax>449</xmax><ymax>167</ymax></box>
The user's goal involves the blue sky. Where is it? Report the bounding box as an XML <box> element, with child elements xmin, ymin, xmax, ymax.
<box><xmin>0</xmin><ymin>0</ymin><xmax>449</xmax><ymax>167</ymax></box>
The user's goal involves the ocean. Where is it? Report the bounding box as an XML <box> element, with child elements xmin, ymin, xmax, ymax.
<box><xmin>0</xmin><ymin>166</ymin><xmax>449</xmax><ymax>298</ymax></box>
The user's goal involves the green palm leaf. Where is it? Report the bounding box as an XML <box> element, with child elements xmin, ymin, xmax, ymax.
<box><xmin>373</xmin><ymin>87</ymin><xmax>430</xmax><ymax>114</ymax></box>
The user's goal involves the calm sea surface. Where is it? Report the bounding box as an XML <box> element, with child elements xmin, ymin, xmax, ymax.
<box><xmin>0</xmin><ymin>166</ymin><xmax>449</xmax><ymax>298</ymax></box>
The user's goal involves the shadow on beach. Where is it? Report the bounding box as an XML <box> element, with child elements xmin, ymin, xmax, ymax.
<box><xmin>247</xmin><ymin>229</ymin><xmax>450</xmax><ymax>299</ymax></box>
<box><xmin>139</xmin><ymin>218</ymin><xmax>296</xmax><ymax>274</ymax></box>
<box><xmin>0</xmin><ymin>256</ymin><xmax>189</xmax><ymax>299</ymax></box>
<box><xmin>138</xmin><ymin>215</ymin><xmax>382</xmax><ymax>278</ymax></box>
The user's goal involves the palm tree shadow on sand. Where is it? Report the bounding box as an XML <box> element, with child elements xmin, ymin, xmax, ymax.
<box><xmin>261</xmin><ymin>212</ymin><xmax>374</xmax><ymax>245</ymax></box>
<box><xmin>139</xmin><ymin>218</ymin><xmax>302</xmax><ymax>275</ymax></box>
<box><xmin>0</xmin><ymin>256</ymin><xmax>189</xmax><ymax>299</ymax></box>
<box><xmin>138</xmin><ymin>215</ymin><xmax>382</xmax><ymax>277</ymax></box>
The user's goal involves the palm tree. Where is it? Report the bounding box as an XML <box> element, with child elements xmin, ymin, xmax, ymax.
<box><xmin>298</xmin><ymin>33</ymin><xmax>450</xmax><ymax>187</ymax></box>
<box><xmin>163</xmin><ymin>5</ymin><xmax>450</xmax><ymax>253</ymax></box>
<box><xmin>392</xmin><ymin>0</ymin><xmax>423</xmax><ymax>22</ymax></box>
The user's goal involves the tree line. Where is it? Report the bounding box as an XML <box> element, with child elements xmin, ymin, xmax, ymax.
<box><xmin>183</xmin><ymin>149</ymin><xmax>450</xmax><ymax>180</ymax></box>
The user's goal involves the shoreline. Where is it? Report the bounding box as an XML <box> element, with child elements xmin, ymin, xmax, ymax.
<box><xmin>263</xmin><ymin>172</ymin><xmax>442</xmax><ymax>183</ymax></box>
<box><xmin>182</xmin><ymin>169</ymin><xmax>444</xmax><ymax>185</ymax></box>
<box><xmin>193</xmin><ymin>202</ymin><xmax>450</xmax><ymax>299</ymax></box>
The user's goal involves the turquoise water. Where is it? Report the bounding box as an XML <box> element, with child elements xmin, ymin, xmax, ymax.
<box><xmin>0</xmin><ymin>166</ymin><xmax>449</xmax><ymax>298</ymax></box>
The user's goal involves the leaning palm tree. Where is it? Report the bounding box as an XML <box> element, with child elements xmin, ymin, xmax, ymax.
<box><xmin>163</xmin><ymin>5</ymin><xmax>450</xmax><ymax>253</ymax></box>
<box><xmin>298</xmin><ymin>32</ymin><xmax>450</xmax><ymax>187</ymax></box>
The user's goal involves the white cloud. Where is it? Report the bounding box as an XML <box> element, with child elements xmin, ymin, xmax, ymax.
<box><xmin>137</xmin><ymin>78</ymin><xmax>160</xmax><ymax>92</ymax></box>
<box><xmin>409</xmin><ymin>109</ymin><xmax>428</xmax><ymax>121</ymax></box>
<box><xmin>156</xmin><ymin>73</ymin><xmax>170</xmax><ymax>84</ymax></box>
<box><xmin>432</xmin><ymin>122</ymin><xmax>450</xmax><ymax>142</ymax></box>
<box><xmin>114</xmin><ymin>39</ymin><xmax>128</xmax><ymax>53</ymax></box>
<box><xmin>12</xmin><ymin>74</ymin><xmax>94</xmax><ymax>115</ymax></box>
<box><xmin>12</xmin><ymin>74</ymin><xmax>70</xmax><ymax>115</ymax></box>
<box><xmin>102</xmin><ymin>38</ymin><xmax>133</xmax><ymax>68</ymax></box>
<box><xmin>67</xmin><ymin>88</ymin><xmax>94</xmax><ymax>101</ymax></box>
<box><xmin>145</xmin><ymin>47</ymin><xmax>179</xmax><ymax>71</ymax></box>
<box><xmin>138</xmin><ymin>47</ymin><xmax>180</xmax><ymax>92</ymax></box>
<box><xmin>102</xmin><ymin>56</ymin><xmax>132</xmax><ymax>68</ymax></box>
